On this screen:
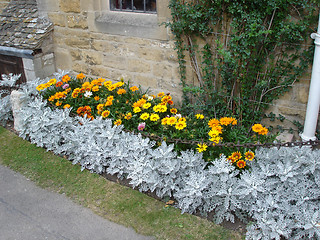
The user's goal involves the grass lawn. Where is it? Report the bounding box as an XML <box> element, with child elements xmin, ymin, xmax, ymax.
<box><xmin>0</xmin><ymin>125</ymin><xmax>244</xmax><ymax>240</ymax></box>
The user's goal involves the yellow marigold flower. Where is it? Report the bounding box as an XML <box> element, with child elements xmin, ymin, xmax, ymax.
<box><xmin>209</xmin><ymin>136</ymin><xmax>221</xmax><ymax>145</ymax></box>
<box><xmin>159</xmin><ymin>104</ymin><xmax>167</xmax><ymax>113</ymax></box>
<box><xmin>208</xmin><ymin>118</ymin><xmax>220</xmax><ymax>128</ymax></box>
<box><xmin>142</xmin><ymin>103</ymin><xmax>151</xmax><ymax>109</ymax></box>
<box><xmin>92</xmin><ymin>86</ymin><xmax>99</xmax><ymax>92</ymax></box>
<box><xmin>130</xmin><ymin>86</ymin><xmax>139</xmax><ymax>91</ymax></box>
<box><xmin>157</xmin><ymin>92</ymin><xmax>165</xmax><ymax>97</ymax></box>
<box><xmin>245</xmin><ymin>151</ymin><xmax>255</xmax><ymax>161</ymax></box>
<box><xmin>44</xmin><ymin>83</ymin><xmax>50</xmax><ymax>89</ymax></box>
<box><xmin>102</xmin><ymin>110</ymin><xmax>110</xmax><ymax>118</ymax></box>
<box><xmin>62</xmin><ymin>75</ymin><xmax>70</xmax><ymax>82</ymax></box>
<box><xmin>104</xmin><ymin>80</ymin><xmax>112</xmax><ymax>87</ymax></box>
<box><xmin>133</xmin><ymin>107</ymin><xmax>141</xmax><ymax>113</ymax></box>
<box><xmin>153</xmin><ymin>105</ymin><xmax>161</xmax><ymax>112</ymax></box>
<box><xmin>231</xmin><ymin>117</ymin><xmax>237</xmax><ymax>125</ymax></box>
<box><xmin>114</xmin><ymin>119</ymin><xmax>122</xmax><ymax>126</ymax></box>
<box><xmin>252</xmin><ymin>124</ymin><xmax>264</xmax><ymax>133</ymax></box>
<box><xmin>74</xmin><ymin>88</ymin><xmax>81</xmax><ymax>93</ymax></box>
<box><xmin>55</xmin><ymin>101</ymin><xmax>62</xmax><ymax>106</ymax></box>
<box><xmin>108</xmin><ymin>84</ymin><xmax>117</xmax><ymax>91</ymax></box>
<box><xmin>48</xmin><ymin>78</ymin><xmax>57</xmax><ymax>85</ymax></box>
<box><xmin>196</xmin><ymin>143</ymin><xmax>208</xmax><ymax>153</ymax></box>
<box><xmin>178</xmin><ymin>117</ymin><xmax>186</xmax><ymax>122</ymax></box>
<box><xmin>97</xmin><ymin>104</ymin><xmax>104</xmax><ymax>111</ymax></box>
<box><xmin>161</xmin><ymin>117</ymin><xmax>168</xmax><ymax>125</ymax></box>
<box><xmin>94</xmin><ymin>96</ymin><xmax>100</xmax><ymax>101</ymax></box>
<box><xmin>140</xmin><ymin>113</ymin><xmax>150</xmax><ymax>120</ymax></box>
<box><xmin>170</xmin><ymin>108</ymin><xmax>178</xmax><ymax>114</ymax></box>
<box><xmin>208</xmin><ymin>128</ymin><xmax>220</xmax><ymax>137</ymax></box>
<box><xmin>237</xmin><ymin>160</ymin><xmax>246</xmax><ymax>169</ymax></box>
<box><xmin>175</xmin><ymin>121</ymin><xmax>187</xmax><ymax>130</ymax></box>
<box><xmin>48</xmin><ymin>96</ymin><xmax>55</xmax><ymax>102</ymax></box>
<box><xmin>117</xmin><ymin>88</ymin><xmax>126</xmax><ymax>95</ymax></box>
<box><xmin>107</xmin><ymin>95</ymin><xmax>114</xmax><ymax>101</ymax></box>
<box><xmin>114</xmin><ymin>81</ymin><xmax>124</xmax><ymax>88</ymax></box>
<box><xmin>150</xmin><ymin>113</ymin><xmax>160</xmax><ymax>122</ymax></box>
<box><xmin>231</xmin><ymin>151</ymin><xmax>242</xmax><ymax>161</ymax></box>
<box><xmin>167</xmin><ymin>117</ymin><xmax>177</xmax><ymax>126</ymax></box>
<box><xmin>124</xmin><ymin>112</ymin><xmax>132</xmax><ymax>120</ymax></box>
<box><xmin>63</xmin><ymin>104</ymin><xmax>71</xmax><ymax>109</ymax></box>
<box><xmin>36</xmin><ymin>84</ymin><xmax>44</xmax><ymax>91</ymax></box>
<box><xmin>77</xmin><ymin>73</ymin><xmax>86</xmax><ymax>80</ymax></box>
<box><xmin>195</xmin><ymin>114</ymin><xmax>204</xmax><ymax>119</ymax></box>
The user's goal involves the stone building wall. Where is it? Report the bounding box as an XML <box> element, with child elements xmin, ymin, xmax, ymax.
<box><xmin>36</xmin><ymin>0</ymin><xmax>182</xmax><ymax>99</ymax></box>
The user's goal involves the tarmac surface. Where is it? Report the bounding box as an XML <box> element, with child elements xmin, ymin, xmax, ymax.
<box><xmin>0</xmin><ymin>164</ymin><xmax>154</xmax><ymax>240</ymax></box>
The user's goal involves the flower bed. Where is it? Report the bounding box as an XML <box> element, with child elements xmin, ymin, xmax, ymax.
<box><xmin>1</xmin><ymin>72</ymin><xmax>320</xmax><ymax>240</ymax></box>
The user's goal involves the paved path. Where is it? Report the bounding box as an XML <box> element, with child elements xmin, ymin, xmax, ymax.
<box><xmin>0</xmin><ymin>164</ymin><xmax>154</xmax><ymax>240</ymax></box>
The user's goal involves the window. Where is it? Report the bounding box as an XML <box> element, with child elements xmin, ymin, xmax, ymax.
<box><xmin>110</xmin><ymin>0</ymin><xmax>156</xmax><ymax>13</ymax></box>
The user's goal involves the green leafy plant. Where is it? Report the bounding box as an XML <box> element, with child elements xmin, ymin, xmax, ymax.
<box><xmin>166</xmin><ymin>0</ymin><xmax>319</xmax><ymax>128</ymax></box>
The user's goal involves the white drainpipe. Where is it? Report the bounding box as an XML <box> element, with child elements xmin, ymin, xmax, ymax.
<box><xmin>301</xmin><ymin>13</ymin><xmax>320</xmax><ymax>141</ymax></box>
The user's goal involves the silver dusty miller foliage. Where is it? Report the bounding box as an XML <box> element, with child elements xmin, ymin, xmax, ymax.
<box><xmin>1</xmin><ymin>74</ymin><xmax>320</xmax><ymax>240</ymax></box>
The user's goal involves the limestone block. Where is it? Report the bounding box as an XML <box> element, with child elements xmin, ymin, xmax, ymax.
<box><xmin>65</xmin><ymin>38</ymin><xmax>90</xmax><ymax>49</ymax></box>
<box><xmin>59</xmin><ymin>0</ymin><xmax>80</xmax><ymax>13</ymax></box>
<box><xmin>297</xmin><ymin>84</ymin><xmax>309</xmax><ymax>104</ymax></box>
<box><xmin>127</xmin><ymin>59</ymin><xmax>151</xmax><ymax>74</ymax></box>
<box><xmin>10</xmin><ymin>90</ymin><xmax>26</xmax><ymax>133</ymax></box>
<box><xmin>90</xmin><ymin>65</ymin><xmax>110</xmax><ymax>78</ymax></box>
<box><xmin>55</xmin><ymin>48</ymin><xmax>72</xmax><ymax>70</ymax></box>
<box><xmin>48</xmin><ymin>13</ymin><xmax>66</xmax><ymax>27</ymax></box>
<box><xmin>153</xmin><ymin>62</ymin><xmax>173</xmax><ymax>79</ymax></box>
<box><xmin>72</xmin><ymin>62</ymin><xmax>89</xmax><ymax>74</ymax></box>
<box><xmin>103</xmin><ymin>55</ymin><xmax>127</xmax><ymax>70</ymax></box>
<box><xmin>133</xmin><ymin>74</ymin><xmax>158</xmax><ymax>89</ymax></box>
<box><xmin>70</xmin><ymin>49</ymin><xmax>83</xmax><ymax>61</ymax></box>
<box><xmin>91</xmin><ymin>40</ymin><xmax>106</xmax><ymax>51</ymax></box>
<box><xmin>67</xmin><ymin>14</ymin><xmax>88</xmax><ymax>29</ymax></box>
<box><xmin>136</xmin><ymin>46</ymin><xmax>164</xmax><ymax>62</ymax></box>
<box><xmin>82</xmin><ymin>50</ymin><xmax>103</xmax><ymax>65</ymax></box>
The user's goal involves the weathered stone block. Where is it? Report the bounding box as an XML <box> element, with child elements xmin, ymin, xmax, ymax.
<box><xmin>72</xmin><ymin>62</ymin><xmax>89</xmax><ymax>74</ymax></box>
<box><xmin>91</xmin><ymin>40</ymin><xmax>106</xmax><ymax>51</ymax></box>
<box><xmin>133</xmin><ymin>74</ymin><xmax>158</xmax><ymax>89</ymax></box>
<box><xmin>59</xmin><ymin>0</ymin><xmax>80</xmax><ymax>13</ymax></box>
<box><xmin>10</xmin><ymin>90</ymin><xmax>26</xmax><ymax>133</ymax></box>
<box><xmin>48</xmin><ymin>13</ymin><xmax>66</xmax><ymax>27</ymax></box>
<box><xmin>70</xmin><ymin>49</ymin><xmax>83</xmax><ymax>61</ymax></box>
<box><xmin>65</xmin><ymin>38</ymin><xmax>90</xmax><ymax>49</ymax></box>
<box><xmin>103</xmin><ymin>55</ymin><xmax>127</xmax><ymax>70</ymax></box>
<box><xmin>297</xmin><ymin>84</ymin><xmax>310</xmax><ymax>104</ymax></box>
<box><xmin>153</xmin><ymin>62</ymin><xmax>173</xmax><ymax>79</ymax></box>
<box><xmin>136</xmin><ymin>47</ymin><xmax>164</xmax><ymax>62</ymax></box>
<box><xmin>128</xmin><ymin>59</ymin><xmax>151</xmax><ymax>73</ymax></box>
<box><xmin>90</xmin><ymin>65</ymin><xmax>110</xmax><ymax>78</ymax></box>
<box><xmin>55</xmin><ymin>48</ymin><xmax>72</xmax><ymax>70</ymax></box>
<box><xmin>67</xmin><ymin>14</ymin><xmax>88</xmax><ymax>29</ymax></box>
<box><xmin>82</xmin><ymin>50</ymin><xmax>103</xmax><ymax>65</ymax></box>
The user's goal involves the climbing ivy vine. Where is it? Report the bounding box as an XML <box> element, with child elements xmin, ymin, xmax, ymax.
<box><xmin>167</xmin><ymin>0</ymin><xmax>319</xmax><ymax>127</ymax></box>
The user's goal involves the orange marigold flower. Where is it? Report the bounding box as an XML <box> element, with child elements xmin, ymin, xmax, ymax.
<box><xmin>208</xmin><ymin>118</ymin><xmax>220</xmax><ymax>128</ymax></box>
<box><xmin>101</xmin><ymin>110</ymin><xmax>110</xmax><ymax>118</ymax></box>
<box><xmin>62</xmin><ymin>75</ymin><xmax>70</xmax><ymax>82</ymax></box>
<box><xmin>130</xmin><ymin>86</ymin><xmax>139</xmax><ymax>92</ymax></box>
<box><xmin>55</xmin><ymin>81</ymin><xmax>63</xmax><ymax>87</ymax></box>
<box><xmin>220</xmin><ymin>117</ymin><xmax>234</xmax><ymax>126</ymax></box>
<box><xmin>117</xmin><ymin>88</ymin><xmax>126</xmax><ymax>95</ymax></box>
<box><xmin>55</xmin><ymin>101</ymin><xmax>62</xmax><ymax>106</ymax></box>
<box><xmin>170</xmin><ymin>108</ymin><xmax>178</xmax><ymax>114</ymax></box>
<box><xmin>237</xmin><ymin>160</ymin><xmax>246</xmax><ymax>169</ymax></box>
<box><xmin>161</xmin><ymin>95</ymin><xmax>172</xmax><ymax>103</ymax></box>
<box><xmin>167</xmin><ymin>100</ymin><xmax>174</xmax><ymax>105</ymax></box>
<box><xmin>105</xmin><ymin>100</ymin><xmax>113</xmax><ymax>107</ymax></box>
<box><xmin>227</xmin><ymin>156</ymin><xmax>237</xmax><ymax>163</ymax></box>
<box><xmin>252</xmin><ymin>123</ymin><xmax>264</xmax><ymax>133</ymax></box>
<box><xmin>72</xmin><ymin>92</ymin><xmax>78</xmax><ymax>98</ymax></box>
<box><xmin>245</xmin><ymin>151</ymin><xmax>255</xmax><ymax>161</ymax></box>
<box><xmin>63</xmin><ymin>104</ymin><xmax>71</xmax><ymax>109</ymax></box>
<box><xmin>77</xmin><ymin>73</ymin><xmax>86</xmax><ymax>80</ymax></box>
<box><xmin>92</xmin><ymin>86</ymin><xmax>99</xmax><ymax>92</ymax></box>
<box><xmin>94</xmin><ymin>96</ymin><xmax>100</xmax><ymax>101</ymax></box>
<box><xmin>107</xmin><ymin>95</ymin><xmax>114</xmax><ymax>101</ymax></box>
<box><xmin>97</xmin><ymin>104</ymin><xmax>104</xmax><ymax>111</ymax></box>
<box><xmin>231</xmin><ymin>151</ymin><xmax>242</xmax><ymax>161</ymax></box>
<box><xmin>157</xmin><ymin>92</ymin><xmax>165</xmax><ymax>97</ymax></box>
<box><xmin>259</xmin><ymin>127</ymin><xmax>269</xmax><ymax>135</ymax></box>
